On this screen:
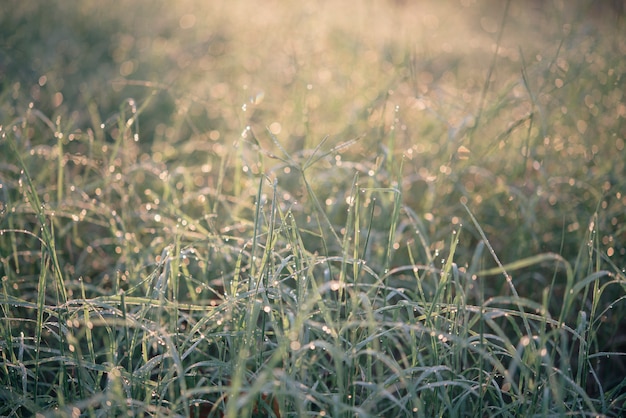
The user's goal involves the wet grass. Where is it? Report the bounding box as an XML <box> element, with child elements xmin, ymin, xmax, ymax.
<box><xmin>1</xmin><ymin>0</ymin><xmax>626</xmax><ymax>416</ymax></box>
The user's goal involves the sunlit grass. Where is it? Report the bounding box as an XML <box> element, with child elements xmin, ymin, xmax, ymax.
<box><xmin>1</xmin><ymin>0</ymin><xmax>626</xmax><ymax>416</ymax></box>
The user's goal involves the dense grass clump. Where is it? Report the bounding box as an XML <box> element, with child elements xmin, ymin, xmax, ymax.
<box><xmin>1</xmin><ymin>0</ymin><xmax>625</xmax><ymax>416</ymax></box>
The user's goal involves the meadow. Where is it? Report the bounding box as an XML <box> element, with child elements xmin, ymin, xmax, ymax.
<box><xmin>1</xmin><ymin>0</ymin><xmax>625</xmax><ymax>416</ymax></box>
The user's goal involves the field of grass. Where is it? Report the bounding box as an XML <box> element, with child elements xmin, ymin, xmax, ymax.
<box><xmin>1</xmin><ymin>0</ymin><xmax>625</xmax><ymax>416</ymax></box>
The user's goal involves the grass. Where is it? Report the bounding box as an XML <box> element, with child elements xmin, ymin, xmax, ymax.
<box><xmin>1</xmin><ymin>0</ymin><xmax>625</xmax><ymax>416</ymax></box>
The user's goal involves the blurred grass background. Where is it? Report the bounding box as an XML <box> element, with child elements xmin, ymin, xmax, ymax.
<box><xmin>3</xmin><ymin>0</ymin><xmax>624</xmax><ymax>272</ymax></box>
